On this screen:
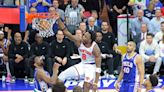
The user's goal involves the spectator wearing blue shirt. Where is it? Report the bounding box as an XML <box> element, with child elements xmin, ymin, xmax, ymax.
<box><xmin>146</xmin><ymin>0</ymin><xmax>163</xmax><ymax>9</ymax></box>
<box><xmin>29</xmin><ymin>0</ymin><xmax>51</xmax><ymax>13</ymax></box>
<box><xmin>150</xmin><ymin>9</ymin><xmax>164</xmax><ymax>35</ymax></box>
<box><xmin>131</xmin><ymin>9</ymin><xmax>152</xmax><ymax>37</ymax></box>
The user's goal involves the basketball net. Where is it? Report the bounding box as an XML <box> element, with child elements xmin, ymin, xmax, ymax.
<box><xmin>29</xmin><ymin>13</ymin><xmax>57</xmax><ymax>38</ymax></box>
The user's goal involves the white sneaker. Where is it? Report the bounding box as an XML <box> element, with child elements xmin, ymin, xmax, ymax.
<box><xmin>2</xmin><ymin>75</ymin><xmax>6</xmax><ymax>82</ymax></box>
<box><xmin>11</xmin><ymin>76</ymin><xmax>16</xmax><ymax>83</ymax></box>
<box><xmin>108</xmin><ymin>74</ymin><xmax>116</xmax><ymax>79</ymax></box>
<box><xmin>145</xmin><ymin>74</ymin><xmax>150</xmax><ymax>79</ymax></box>
<box><xmin>24</xmin><ymin>76</ymin><xmax>28</xmax><ymax>83</ymax></box>
<box><xmin>29</xmin><ymin>78</ymin><xmax>34</xmax><ymax>84</ymax></box>
<box><xmin>101</xmin><ymin>75</ymin><xmax>106</xmax><ymax>78</ymax></box>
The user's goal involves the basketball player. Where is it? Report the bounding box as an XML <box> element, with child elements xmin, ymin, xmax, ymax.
<box><xmin>144</xmin><ymin>74</ymin><xmax>158</xmax><ymax>92</ymax></box>
<box><xmin>33</xmin><ymin>56</ymin><xmax>60</xmax><ymax>92</ymax></box>
<box><xmin>115</xmin><ymin>41</ymin><xmax>145</xmax><ymax>92</ymax></box>
<box><xmin>0</xmin><ymin>31</ymin><xmax>11</xmax><ymax>82</ymax></box>
<box><xmin>56</xmin><ymin>15</ymin><xmax>102</xmax><ymax>92</ymax></box>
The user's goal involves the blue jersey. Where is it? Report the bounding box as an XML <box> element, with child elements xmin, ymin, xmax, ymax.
<box><xmin>147</xmin><ymin>89</ymin><xmax>155</xmax><ymax>92</ymax></box>
<box><xmin>122</xmin><ymin>53</ymin><xmax>139</xmax><ymax>83</ymax></box>
<box><xmin>34</xmin><ymin>68</ymin><xmax>50</xmax><ymax>92</ymax></box>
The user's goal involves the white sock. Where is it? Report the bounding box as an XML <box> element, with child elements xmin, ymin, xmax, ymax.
<box><xmin>6</xmin><ymin>62</ymin><xmax>11</xmax><ymax>76</ymax></box>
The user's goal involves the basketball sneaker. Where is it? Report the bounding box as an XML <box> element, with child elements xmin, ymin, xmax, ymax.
<box><xmin>6</xmin><ymin>74</ymin><xmax>11</xmax><ymax>83</ymax></box>
<box><xmin>24</xmin><ymin>76</ymin><xmax>28</xmax><ymax>83</ymax></box>
<box><xmin>11</xmin><ymin>76</ymin><xmax>16</xmax><ymax>83</ymax></box>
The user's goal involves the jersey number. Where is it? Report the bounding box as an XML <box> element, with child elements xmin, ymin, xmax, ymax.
<box><xmin>123</xmin><ymin>67</ymin><xmax>130</xmax><ymax>73</ymax></box>
<box><xmin>82</xmin><ymin>54</ymin><xmax>86</xmax><ymax>60</ymax></box>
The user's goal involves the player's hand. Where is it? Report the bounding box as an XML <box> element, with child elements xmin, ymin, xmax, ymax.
<box><xmin>114</xmin><ymin>81</ymin><xmax>120</xmax><ymax>91</ymax></box>
<box><xmin>137</xmin><ymin>87</ymin><xmax>142</xmax><ymax>92</ymax></box>
<box><xmin>53</xmin><ymin>63</ymin><xmax>61</xmax><ymax>71</ymax></box>
<box><xmin>0</xmin><ymin>42</ymin><xmax>4</xmax><ymax>47</ymax></box>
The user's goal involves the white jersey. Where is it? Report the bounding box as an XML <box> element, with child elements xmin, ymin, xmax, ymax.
<box><xmin>159</xmin><ymin>41</ymin><xmax>164</xmax><ymax>57</ymax></box>
<box><xmin>78</xmin><ymin>41</ymin><xmax>96</xmax><ymax>64</ymax></box>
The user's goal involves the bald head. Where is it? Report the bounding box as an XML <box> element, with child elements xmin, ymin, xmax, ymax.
<box><xmin>14</xmin><ymin>32</ymin><xmax>22</xmax><ymax>44</ymax></box>
<box><xmin>137</xmin><ymin>9</ymin><xmax>144</xmax><ymax>19</ymax></box>
<box><xmin>30</xmin><ymin>7</ymin><xmax>37</xmax><ymax>13</ymax></box>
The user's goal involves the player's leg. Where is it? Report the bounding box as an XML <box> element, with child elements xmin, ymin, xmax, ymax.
<box><xmin>153</xmin><ymin>57</ymin><xmax>162</xmax><ymax>74</ymax></box>
<box><xmin>128</xmin><ymin>83</ymin><xmax>138</xmax><ymax>92</ymax></box>
<box><xmin>83</xmin><ymin>64</ymin><xmax>96</xmax><ymax>92</ymax></box>
<box><xmin>58</xmin><ymin>62</ymin><xmax>84</xmax><ymax>81</ymax></box>
<box><xmin>119</xmin><ymin>82</ymin><xmax>127</xmax><ymax>92</ymax></box>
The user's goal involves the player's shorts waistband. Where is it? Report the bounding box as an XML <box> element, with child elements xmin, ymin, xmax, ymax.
<box><xmin>83</xmin><ymin>62</ymin><xmax>95</xmax><ymax>65</ymax></box>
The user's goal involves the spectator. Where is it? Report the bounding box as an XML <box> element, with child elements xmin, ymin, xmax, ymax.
<box><xmin>139</xmin><ymin>33</ymin><xmax>162</xmax><ymax>75</ymax></box>
<box><xmin>159</xmin><ymin>35</ymin><xmax>164</xmax><ymax>65</ymax></box>
<box><xmin>73</xmin><ymin>86</ymin><xmax>82</xmax><ymax>92</ymax></box>
<box><xmin>58</xmin><ymin>0</ymin><xmax>70</xmax><ymax>11</ymax></box>
<box><xmin>79</xmin><ymin>0</ymin><xmax>104</xmax><ymax>15</ymax></box>
<box><xmin>133</xmin><ymin>23</ymin><xmax>148</xmax><ymax>51</ymax></box>
<box><xmin>144</xmin><ymin>1</ymin><xmax>155</xmax><ymax>20</ymax></box>
<box><xmin>108</xmin><ymin>0</ymin><xmax>129</xmax><ymax>36</ymax></box>
<box><xmin>146</xmin><ymin>0</ymin><xmax>163</xmax><ymax>9</ymax></box>
<box><xmin>26</xmin><ymin>7</ymin><xmax>38</xmax><ymax>45</ymax></box>
<box><xmin>8</xmin><ymin>32</ymin><xmax>29</xmax><ymax>83</ymax></box>
<box><xmin>154</xmin><ymin>21</ymin><xmax>164</xmax><ymax>42</ymax></box>
<box><xmin>0</xmin><ymin>31</ymin><xmax>11</xmax><ymax>82</ymax></box>
<box><xmin>96</xmin><ymin>32</ymin><xmax>115</xmax><ymax>79</ymax></box>
<box><xmin>150</xmin><ymin>9</ymin><xmax>164</xmax><ymax>35</ymax></box>
<box><xmin>79</xmin><ymin>22</ymin><xmax>87</xmax><ymax>34</ymax></box>
<box><xmin>2</xmin><ymin>0</ymin><xmax>15</xmax><ymax>6</ymax></box>
<box><xmin>29</xmin><ymin>0</ymin><xmax>51</xmax><ymax>13</ymax></box>
<box><xmin>86</xmin><ymin>17</ymin><xmax>101</xmax><ymax>32</ymax></box>
<box><xmin>90</xmin><ymin>10</ymin><xmax>102</xmax><ymax>27</ymax></box>
<box><xmin>50</xmin><ymin>30</ymin><xmax>70</xmax><ymax>73</ymax></box>
<box><xmin>29</xmin><ymin>33</ymin><xmax>50</xmax><ymax>77</ymax></box>
<box><xmin>69</xmin><ymin>29</ymin><xmax>82</xmax><ymax>65</ymax></box>
<box><xmin>101</xmin><ymin>21</ymin><xmax>121</xmax><ymax>74</ymax></box>
<box><xmin>52</xmin><ymin>0</ymin><xmax>65</xmax><ymax>20</ymax></box>
<box><xmin>65</xmin><ymin>0</ymin><xmax>85</xmax><ymax>34</ymax></box>
<box><xmin>131</xmin><ymin>9</ymin><xmax>152</xmax><ymax>37</ymax></box>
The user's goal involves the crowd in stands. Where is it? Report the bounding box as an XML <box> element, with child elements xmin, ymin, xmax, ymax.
<box><xmin>0</xmin><ymin>0</ymin><xmax>164</xmax><ymax>86</ymax></box>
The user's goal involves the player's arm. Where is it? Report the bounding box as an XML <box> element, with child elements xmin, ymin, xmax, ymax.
<box><xmin>136</xmin><ymin>55</ymin><xmax>145</xmax><ymax>88</ymax></box>
<box><xmin>57</xmin><ymin>18</ymin><xmax>81</xmax><ymax>47</ymax></box>
<box><xmin>114</xmin><ymin>55</ymin><xmax>124</xmax><ymax>91</ymax></box>
<box><xmin>93</xmin><ymin>44</ymin><xmax>102</xmax><ymax>84</ymax></box>
<box><xmin>37</xmin><ymin>63</ymin><xmax>60</xmax><ymax>85</ymax></box>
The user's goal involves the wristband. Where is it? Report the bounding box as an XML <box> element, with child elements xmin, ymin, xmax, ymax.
<box><xmin>96</xmin><ymin>67</ymin><xmax>101</xmax><ymax>73</ymax></box>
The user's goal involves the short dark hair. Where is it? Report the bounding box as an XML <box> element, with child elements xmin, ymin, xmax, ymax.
<box><xmin>52</xmin><ymin>82</ymin><xmax>66</xmax><ymax>92</ymax></box>
<box><xmin>149</xmin><ymin>75</ymin><xmax>158</xmax><ymax>87</ymax></box>
<box><xmin>161</xmin><ymin>21</ymin><xmax>164</xmax><ymax>25</ymax></box>
<box><xmin>146</xmin><ymin>33</ymin><xmax>154</xmax><ymax>37</ymax></box>
<box><xmin>88</xmin><ymin>31</ymin><xmax>96</xmax><ymax>42</ymax></box>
